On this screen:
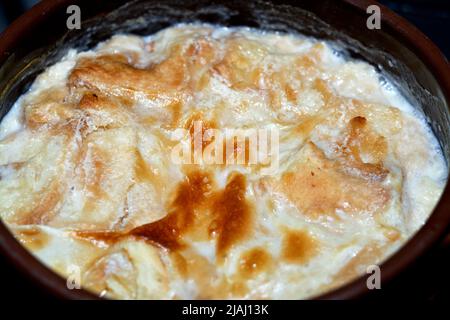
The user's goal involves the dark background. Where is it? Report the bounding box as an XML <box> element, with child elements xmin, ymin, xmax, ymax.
<box><xmin>0</xmin><ymin>0</ymin><xmax>449</xmax><ymax>301</ymax></box>
<box><xmin>0</xmin><ymin>0</ymin><xmax>449</xmax><ymax>57</ymax></box>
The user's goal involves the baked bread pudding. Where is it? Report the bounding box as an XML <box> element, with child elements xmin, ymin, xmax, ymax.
<box><xmin>0</xmin><ymin>24</ymin><xmax>447</xmax><ymax>299</ymax></box>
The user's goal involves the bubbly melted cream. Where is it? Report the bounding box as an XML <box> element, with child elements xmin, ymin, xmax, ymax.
<box><xmin>0</xmin><ymin>24</ymin><xmax>447</xmax><ymax>299</ymax></box>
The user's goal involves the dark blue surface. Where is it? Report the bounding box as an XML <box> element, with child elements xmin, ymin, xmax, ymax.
<box><xmin>0</xmin><ymin>0</ymin><xmax>39</xmax><ymax>32</ymax></box>
<box><xmin>379</xmin><ymin>0</ymin><xmax>450</xmax><ymax>58</ymax></box>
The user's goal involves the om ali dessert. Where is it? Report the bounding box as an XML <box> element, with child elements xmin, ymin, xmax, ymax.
<box><xmin>0</xmin><ymin>24</ymin><xmax>447</xmax><ymax>299</ymax></box>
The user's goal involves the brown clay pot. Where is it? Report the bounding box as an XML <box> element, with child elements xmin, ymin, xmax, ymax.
<box><xmin>0</xmin><ymin>0</ymin><xmax>448</xmax><ymax>299</ymax></box>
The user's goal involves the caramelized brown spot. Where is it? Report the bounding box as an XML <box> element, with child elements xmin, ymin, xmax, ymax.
<box><xmin>0</xmin><ymin>162</ymin><xmax>25</xmax><ymax>175</ymax></box>
<box><xmin>24</xmin><ymin>88</ymin><xmax>73</xmax><ymax>130</ymax></box>
<box><xmin>79</xmin><ymin>92</ymin><xmax>102</xmax><ymax>109</ymax></box>
<box><xmin>213</xmin><ymin>38</ymin><xmax>266</xmax><ymax>90</ymax></box>
<box><xmin>296</xmin><ymin>55</ymin><xmax>315</xmax><ymax>70</ymax></box>
<box><xmin>69</xmin><ymin>52</ymin><xmax>185</xmax><ymax>102</ymax></box>
<box><xmin>340</xmin><ymin>116</ymin><xmax>389</xmax><ymax>180</ymax></box>
<box><xmin>78</xmin><ymin>146</ymin><xmax>109</xmax><ymax>214</ymax></box>
<box><xmin>211</xmin><ymin>173</ymin><xmax>253</xmax><ymax>262</ymax></box>
<box><xmin>17</xmin><ymin>227</ymin><xmax>49</xmax><ymax>251</ymax></box>
<box><xmin>238</xmin><ymin>247</ymin><xmax>272</xmax><ymax>278</ymax></box>
<box><xmin>270</xmin><ymin>142</ymin><xmax>390</xmax><ymax>218</ymax></box>
<box><xmin>185</xmin><ymin>38</ymin><xmax>218</xmax><ymax>91</ymax></box>
<box><xmin>168</xmin><ymin>100</ymin><xmax>182</xmax><ymax>127</ymax></box>
<box><xmin>295</xmin><ymin>116</ymin><xmax>323</xmax><ymax>137</ymax></box>
<box><xmin>134</xmin><ymin>149</ymin><xmax>155</xmax><ymax>184</ymax></box>
<box><xmin>75</xmin><ymin>170</ymin><xmax>215</xmax><ymax>250</ymax></box>
<box><xmin>185</xmin><ymin>115</ymin><xmax>216</xmax><ymax>158</ymax></box>
<box><xmin>130</xmin><ymin>171</ymin><xmax>212</xmax><ymax>250</ymax></box>
<box><xmin>185</xmin><ymin>38</ymin><xmax>215</xmax><ymax>62</ymax></box>
<box><xmin>171</xmin><ymin>251</ymin><xmax>188</xmax><ymax>277</ymax></box>
<box><xmin>221</xmin><ymin>135</ymin><xmax>253</xmax><ymax>166</ymax></box>
<box><xmin>281</xmin><ymin>229</ymin><xmax>317</xmax><ymax>264</ymax></box>
<box><xmin>74</xmin><ymin>230</ymin><xmax>122</xmax><ymax>244</ymax></box>
<box><xmin>78</xmin><ymin>91</ymin><xmax>133</xmax><ymax>111</ymax></box>
<box><xmin>383</xmin><ymin>227</ymin><xmax>401</xmax><ymax>242</ymax></box>
<box><xmin>313</xmin><ymin>79</ymin><xmax>333</xmax><ymax>104</ymax></box>
<box><xmin>285</xmin><ymin>84</ymin><xmax>297</xmax><ymax>103</ymax></box>
<box><xmin>18</xmin><ymin>184</ymin><xmax>62</xmax><ymax>225</ymax></box>
<box><xmin>131</xmin><ymin>215</ymin><xmax>184</xmax><ymax>250</ymax></box>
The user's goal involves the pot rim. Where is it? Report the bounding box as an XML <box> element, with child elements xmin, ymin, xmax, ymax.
<box><xmin>0</xmin><ymin>0</ymin><xmax>449</xmax><ymax>300</ymax></box>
